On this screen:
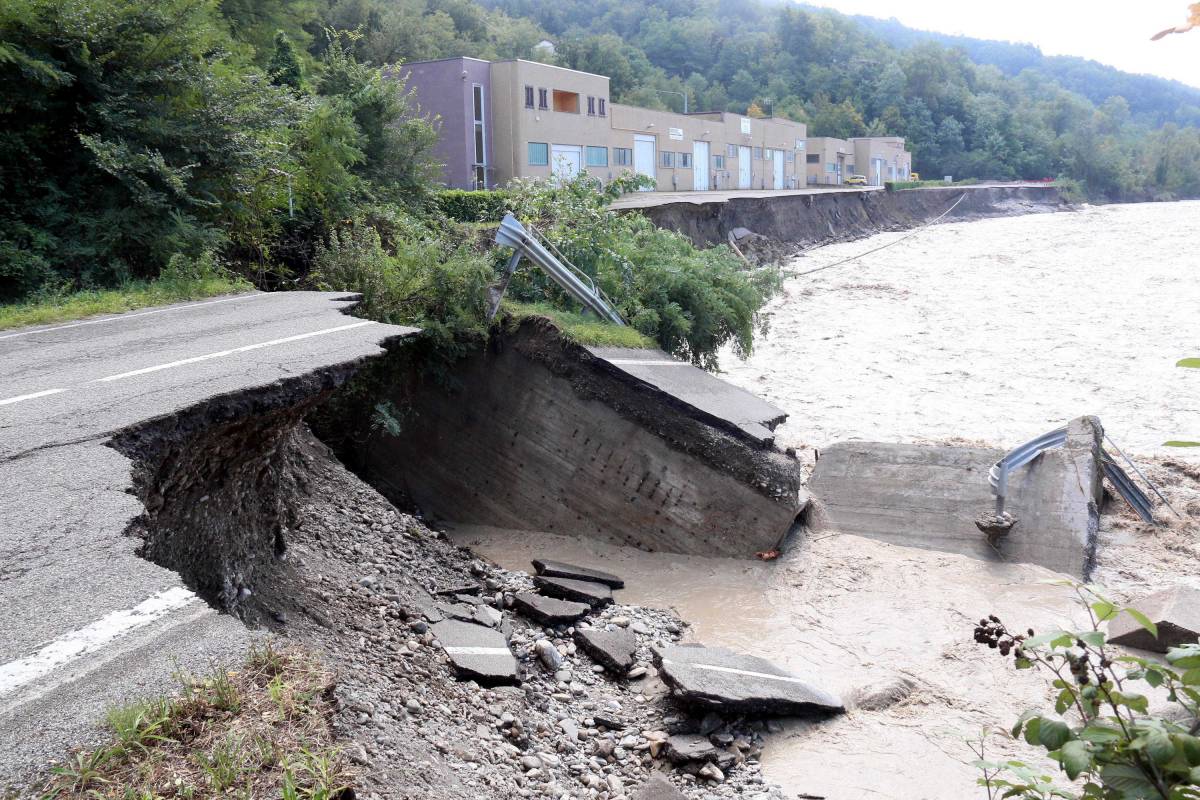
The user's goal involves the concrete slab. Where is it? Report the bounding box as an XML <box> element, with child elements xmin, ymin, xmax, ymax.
<box><xmin>532</xmin><ymin>558</ymin><xmax>625</xmax><ymax>589</ymax></box>
<box><xmin>654</xmin><ymin>644</ymin><xmax>844</xmax><ymax>716</ymax></box>
<box><xmin>808</xmin><ymin>416</ymin><xmax>1105</xmax><ymax>578</ymax></box>
<box><xmin>586</xmin><ymin>346</ymin><xmax>788</xmax><ymax>446</ymax></box>
<box><xmin>632</xmin><ymin>773</ymin><xmax>688</xmax><ymax>800</ymax></box>
<box><xmin>663</xmin><ymin>734</ymin><xmax>719</xmax><ymax>763</ymax></box>
<box><xmin>534</xmin><ymin>576</ymin><xmax>613</xmax><ymax>607</ymax></box>
<box><xmin>574</xmin><ymin>627</ymin><xmax>637</xmax><ymax>673</ymax></box>
<box><xmin>1108</xmin><ymin>586</ymin><xmax>1200</xmax><ymax>652</ymax></box>
<box><xmin>512</xmin><ymin>593</ymin><xmax>590</xmax><ymax>627</ymax></box>
<box><xmin>432</xmin><ymin>619</ymin><xmax>518</xmax><ymax>685</ymax></box>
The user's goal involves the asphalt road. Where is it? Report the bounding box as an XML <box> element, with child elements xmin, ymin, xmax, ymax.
<box><xmin>0</xmin><ymin>291</ymin><xmax>415</xmax><ymax>787</ymax></box>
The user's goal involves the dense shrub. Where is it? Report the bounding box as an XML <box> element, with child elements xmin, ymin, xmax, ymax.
<box><xmin>503</xmin><ymin>174</ymin><xmax>779</xmax><ymax>368</ymax></box>
<box><xmin>435</xmin><ymin>190</ymin><xmax>514</xmax><ymax>222</ymax></box>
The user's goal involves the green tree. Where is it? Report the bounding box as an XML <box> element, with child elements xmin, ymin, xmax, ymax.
<box><xmin>268</xmin><ymin>30</ymin><xmax>304</xmax><ymax>88</ymax></box>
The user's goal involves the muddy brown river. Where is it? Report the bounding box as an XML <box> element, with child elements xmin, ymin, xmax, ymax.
<box><xmin>451</xmin><ymin>201</ymin><xmax>1200</xmax><ymax>799</ymax></box>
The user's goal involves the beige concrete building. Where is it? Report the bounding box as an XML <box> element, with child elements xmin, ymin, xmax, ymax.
<box><xmin>401</xmin><ymin>56</ymin><xmax>907</xmax><ymax>192</ymax></box>
<box><xmin>850</xmin><ymin>136</ymin><xmax>912</xmax><ymax>185</ymax></box>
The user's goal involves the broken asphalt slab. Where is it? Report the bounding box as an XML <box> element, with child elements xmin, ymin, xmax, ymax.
<box><xmin>574</xmin><ymin>626</ymin><xmax>637</xmax><ymax>673</ymax></box>
<box><xmin>512</xmin><ymin>592</ymin><xmax>591</xmax><ymax>626</ymax></box>
<box><xmin>654</xmin><ymin>644</ymin><xmax>844</xmax><ymax>716</ymax></box>
<box><xmin>431</xmin><ymin>619</ymin><xmax>519</xmax><ymax>685</ymax></box>
<box><xmin>1108</xmin><ymin>585</ymin><xmax>1200</xmax><ymax>652</ymax></box>
<box><xmin>534</xmin><ymin>575</ymin><xmax>613</xmax><ymax>607</ymax></box>
<box><xmin>532</xmin><ymin>558</ymin><xmax>625</xmax><ymax>589</ymax></box>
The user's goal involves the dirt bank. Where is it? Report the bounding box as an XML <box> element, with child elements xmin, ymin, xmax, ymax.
<box><xmin>636</xmin><ymin>185</ymin><xmax>1067</xmax><ymax>251</ymax></box>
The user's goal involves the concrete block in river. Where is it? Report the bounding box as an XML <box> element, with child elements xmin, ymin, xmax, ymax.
<box><xmin>532</xmin><ymin>558</ymin><xmax>625</xmax><ymax>589</ymax></box>
<box><xmin>534</xmin><ymin>575</ymin><xmax>612</xmax><ymax>607</ymax></box>
<box><xmin>511</xmin><ymin>592</ymin><xmax>591</xmax><ymax>626</ymax></box>
<box><xmin>654</xmin><ymin>644</ymin><xmax>844</xmax><ymax>716</ymax></box>
<box><xmin>1108</xmin><ymin>586</ymin><xmax>1200</xmax><ymax>652</ymax></box>
<box><xmin>574</xmin><ymin>626</ymin><xmax>637</xmax><ymax>673</ymax></box>
<box><xmin>808</xmin><ymin>416</ymin><xmax>1105</xmax><ymax>578</ymax></box>
<box><xmin>432</xmin><ymin>619</ymin><xmax>518</xmax><ymax>685</ymax></box>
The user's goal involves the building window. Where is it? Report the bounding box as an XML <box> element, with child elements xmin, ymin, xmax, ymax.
<box><xmin>524</xmin><ymin>85</ymin><xmax>534</xmax><ymax>109</ymax></box>
<box><xmin>726</xmin><ymin>144</ymin><xmax>737</xmax><ymax>159</ymax></box>
<box><xmin>785</xmin><ymin>150</ymin><xmax>794</xmax><ymax>163</ymax></box>
<box><xmin>472</xmin><ymin>84</ymin><xmax>487</xmax><ymax>189</ymax></box>
<box><xmin>586</xmin><ymin>146</ymin><xmax>608</xmax><ymax>167</ymax></box>
<box><xmin>552</xmin><ymin>89</ymin><xmax>580</xmax><ymax>113</ymax></box>
<box><xmin>679</xmin><ymin>152</ymin><xmax>691</xmax><ymax>168</ymax></box>
<box><xmin>826</xmin><ymin>162</ymin><xmax>837</xmax><ymax>173</ymax></box>
<box><xmin>537</xmin><ymin>88</ymin><xmax>548</xmax><ymax>110</ymax></box>
<box><xmin>660</xmin><ymin>151</ymin><xmax>675</xmax><ymax>168</ymax></box>
<box><xmin>613</xmin><ymin>147</ymin><xmax>632</xmax><ymax>166</ymax></box>
<box><xmin>806</xmin><ymin>153</ymin><xmax>819</xmax><ymax>164</ymax></box>
<box><xmin>587</xmin><ymin>96</ymin><xmax>595</xmax><ymax>115</ymax></box>
<box><xmin>598</xmin><ymin>98</ymin><xmax>606</xmax><ymax>116</ymax></box>
<box><xmin>714</xmin><ymin>154</ymin><xmax>725</xmax><ymax>169</ymax></box>
<box><xmin>528</xmin><ymin>142</ymin><xmax>549</xmax><ymax>166</ymax></box>
<box><xmin>796</xmin><ymin>139</ymin><xmax>804</xmax><ymax>150</ymax></box>
<box><xmin>754</xmin><ymin>147</ymin><xmax>763</xmax><ymax>160</ymax></box>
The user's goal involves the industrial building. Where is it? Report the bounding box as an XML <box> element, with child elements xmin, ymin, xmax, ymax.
<box><xmin>397</xmin><ymin>56</ymin><xmax>910</xmax><ymax>191</ymax></box>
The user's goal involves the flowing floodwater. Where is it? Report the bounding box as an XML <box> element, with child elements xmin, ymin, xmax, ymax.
<box><xmin>721</xmin><ymin>201</ymin><xmax>1200</xmax><ymax>459</ymax></box>
<box><xmin>450</xmin><ymin>202</ymin><xmax>1200</xmax><ymax>799</ymax></box>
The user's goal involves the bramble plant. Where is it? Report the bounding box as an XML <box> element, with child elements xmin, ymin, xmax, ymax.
<box><xmin>970</xmin><ymin>583</ymin><xmax>1200</xmax><ymax>799</ymax></box>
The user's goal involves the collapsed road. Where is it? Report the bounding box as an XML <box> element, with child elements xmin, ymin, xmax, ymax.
<box><xmin>0</xmin><ymin>292</ymin><xmax>417</xmax><ymax>783</ymax></box>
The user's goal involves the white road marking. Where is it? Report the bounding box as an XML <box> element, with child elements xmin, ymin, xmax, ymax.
<box><xmin>0</xmin><ymin>293</ymin><xmax>266</xmax><ymax>342</ymax></box>
<box><xmin>607</xmin><ymin>359</ymin><xmax>690</xmax><ymax>366</ymax></box>
<box><xmin>0</xmin><ymin>388</ymin><xmax>65</xmax><ymax>407</ymax></box>
<box><xmin>0</xmin><ymin>587</ymin><xmax>196</xmax><ymax>696</ymax></box>
<box><xmin>443</xmin><ymin>646</ymin><xmax>513</xmax><ymax>656</ymax></box>
<box><xmin>95</xmin><ymin>321</ymin><xmax>375</xmax><ymax>383</ymax></box>
<box><xmin>661</xmin><ymin>658</ymin><xmax>809</xmax><ymax>685</ymax></box>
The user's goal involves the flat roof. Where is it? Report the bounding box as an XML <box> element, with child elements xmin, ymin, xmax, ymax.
<box><xmin>396</xmin><ymin>56</ymin><xmax>492</xmax><ymax>68</ymax></box>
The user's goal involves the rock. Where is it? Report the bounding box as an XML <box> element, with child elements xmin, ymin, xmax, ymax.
<box><xmin>606</xmin><ymin>774</ymin><xmax>625</xmax><ymax>795</ymax></box>
<box><xmin>632</xmin><ymin>773</ymin><xmax>688</xmax><ymax>800</ymax></box>
<box><xmin>534</xmin><ymin>576</ymin><xmax>613</xmax><ymax>607</ymax></box>
<box><xmin>432</xmin><ymin>619</ymin><xmax>519</xmax><ymax>685</ymax></box>
<box><xmin>664</xmin><ymin>734</ymin><xmax>719</xmax><ymax>764</ymax></box>
<box><xmin>512</xmin><ymin>592</ymin><xmax>591</xmax><ymax>626</ymax></box>
<box><xmin>534</xmin><ymin>639</ymin><xmax>564</xmax><ymax>671</ymax></box>
<box><xmin>851</xmin><ymin>676</ymin><xmax>918</xmax><ymax>711</ymax></box>
<box><xmin>654</xmin><ymin>644</ymin><xmax>844</xmax><ymax>716</ymax></box>
<box><xmin>698</xmin><ymin>763</ymin><xmax>725</xmax><ymax>783</ymax></box>
<box><xmin>519</xmin><ymin>755</ymin><xmax>543</xmax><ymax>771</ymax></box>
<box><xmin>532</xmin><ymin>558</ymin><xmax>625</xmax><ymax>589</ymax></box>
<box><xmin>1109</xmin><ymin>586</ymin><xmax>1200</xmax><ymax>652</ymax></box>
<box><xmin>474</xmin><ymin>604</ymin><xmax>504</xmax><ymax>628</ymax></box>
<box><xmin>575</xmin><ymin>627</ymin><xmax>637</xmax><ymax>674</ymax></box>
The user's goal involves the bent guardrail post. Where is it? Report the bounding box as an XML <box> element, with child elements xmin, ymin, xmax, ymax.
<box><xmin>490</xmin><ymin>213</ymin><xmax>625</xmax><ymax>325</ymax></box>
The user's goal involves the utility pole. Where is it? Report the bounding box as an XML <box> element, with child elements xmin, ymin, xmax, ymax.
<box><xmin>654</xmin><ymin>89</ymin><xmax>688</xmax><ymax>114</ymax></box>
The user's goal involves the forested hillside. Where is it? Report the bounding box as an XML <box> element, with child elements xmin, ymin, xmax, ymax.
<box><xmin>488</xmin><ymin>0</ymin><xmax>1200</xmax><ymax>201</ymax></box>
<box><xmin>846</xmin><ymin>11</ymin><xmax>1200</xmax><ymax>127</ymax></box>
<box><xmin>3</xmin><ymin>0</ymin><xmax>1199</xmax><ymax>309</ymax></box>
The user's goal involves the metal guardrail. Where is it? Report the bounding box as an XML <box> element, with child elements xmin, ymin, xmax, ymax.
<box><xmin>492</xmin><ymin>213</ymin><xmax>625</xmax><ymax>325</ymax></box>
<box><xmin>987</xmin><ymin>425</ymin><xmax>1155</xmax><ymax>524</ymax></box>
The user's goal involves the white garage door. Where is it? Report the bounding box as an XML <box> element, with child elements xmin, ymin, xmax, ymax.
<box><xmin>633</xmin><ymin>135</ymin><xmax>656</xmax><ymax>190</ymax></box>
<box><xmin>692</xmin><ymin>141</ymin><xmax>710</xmax><ymax>191</ymax></box>
<box><xmin>551</xmin><ymin>145</ymin><xmax>582</xmax><ymax>182</ymax></box>
<box><xmin>738</xmin><ymin>146</ymin><xmax>752</xmax><ymax>189</ymax></box>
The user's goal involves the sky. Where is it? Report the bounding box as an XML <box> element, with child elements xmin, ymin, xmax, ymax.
<box><xmin>805</xmin><ymin>0</ymin><xmax>1200</xmax><ymax>88</ymax></box>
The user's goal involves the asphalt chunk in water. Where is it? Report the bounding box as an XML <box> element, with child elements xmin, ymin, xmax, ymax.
<box><xmin>574</xmin><ymin>626</ymin><xmax>637</xmax><ymax>673</ymax></box>
<box><xmin>511</xmin><ymin>592</ymin><xmax>591</xmax><ymax>626</ymax></box>
<box><xmin>1108</xmin><ymin>585</ymin><xmax>1200</xmax><ymax>652</ymax></box>
<box><xmin>654</xmin><ymin>643</ymin><xmax>843</xmax><ymax>716</ymax></box>
<box><xmin>532</xmin><ymin>558</ymin><xmax>625</xmax><ymax>589</ymax></box>
<box><xmin>432</xmin><ymin>619</ymin><xmax>518</xmax><ymax>685</ymax></box>
<box><xmin>534</xmin><ymin>575</ymin><xmax>613</xmax><ymax>607</ymax></box>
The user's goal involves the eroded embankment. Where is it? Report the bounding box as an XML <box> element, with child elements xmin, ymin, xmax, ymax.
<box><xmin>317</xmin><ymin>318</ymin><xmax>804</xmax><ymax>558</ymax></box>
<box><xmin>637</xmin><ymin>185</ymin><xmax>1067</xmax><ymax>249</ymax></box>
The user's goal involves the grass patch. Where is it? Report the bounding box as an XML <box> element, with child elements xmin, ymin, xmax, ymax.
<box><xmin>503</xmin><ymin>301</ymin><xmax>656</xmax><ymax>349</ymax></box>
<box><xmin>885</xmin><ymin>178</ymin><xmax>982</xmax><ymax>191</ymax></box>
<box><xmin>0</xmin><ymin>274</ymin><xmax>252</xmax><ymax>332</ymax></box>
<box><xmin>41</xmin><ymin>642</ymin><xmax>351</xmax><ymax>800</ymax></box>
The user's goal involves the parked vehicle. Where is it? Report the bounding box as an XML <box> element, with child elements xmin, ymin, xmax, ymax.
<box><xmin>909</xmin><ymin>171</ymin><xmax>920</xmax><ymax>180</ymax></box>
<box><xmin>845</xmin><ymin>174</ymin><xmax>868</xmax><ymax>186</ymax></box>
